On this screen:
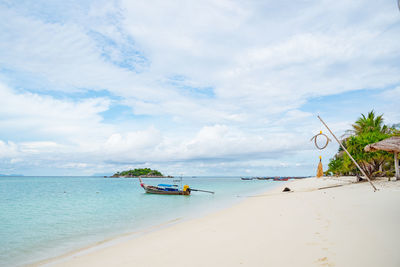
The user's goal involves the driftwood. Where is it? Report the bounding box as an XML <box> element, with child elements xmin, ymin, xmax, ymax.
<box><xmin>318</xmin><ymin>184</ymin><xmax>344</xmax><ymax>190</ymax></box>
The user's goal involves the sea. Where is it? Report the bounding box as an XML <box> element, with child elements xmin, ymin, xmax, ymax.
<box><xmin>0</xmin><ymin>176</ymin><xmax>281</xmax><ymax>266</ymax></box>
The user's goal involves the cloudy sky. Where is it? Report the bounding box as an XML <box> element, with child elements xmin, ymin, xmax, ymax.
<box><xmin>0</xmin><ymin>0</ymin><xmax>399</xmax><ymax>176</ymax></box>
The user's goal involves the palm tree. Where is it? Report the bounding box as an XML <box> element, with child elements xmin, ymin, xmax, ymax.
<box><xmin>351</xmin><ymin>110</ymin><xmax>389</xmax><ymax>135</ymax></box>
<box><xmin>328</xmin><ymin>110</ymin><xmax>392</xmax><ymax>177</ymax></box>
<box><xmin>345</xmin><ymin>110</ymin><xmax>392</xmax><ymax>177</ymax></box>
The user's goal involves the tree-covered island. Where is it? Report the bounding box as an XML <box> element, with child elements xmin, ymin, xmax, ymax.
<box><xmin>111</xmin><ymin>168</ymin><xmax>173</xmax><ymax>178</ymax></box>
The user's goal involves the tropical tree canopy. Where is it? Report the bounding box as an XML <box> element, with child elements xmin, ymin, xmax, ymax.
<box><xmin>326</xmin><ymin>111</ymin><xmax>397</xmax><ymax>178</ymax></box>
<box><xmin>351</xmin><ymin>110</ymin><xmax>389</xmax><ymax>135</ymax></box>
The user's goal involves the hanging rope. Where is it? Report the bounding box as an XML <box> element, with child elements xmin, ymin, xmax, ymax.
<box><xmin>310</xmin><ymin>131</ymin><xmax>331</xmax><ymax>150</ymax></box>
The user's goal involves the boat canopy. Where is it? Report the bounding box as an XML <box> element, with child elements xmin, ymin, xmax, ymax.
<box><xmin>157</xmin><ymin>184</ymin><xmax>178</xmax><ymax>187</ymax></box>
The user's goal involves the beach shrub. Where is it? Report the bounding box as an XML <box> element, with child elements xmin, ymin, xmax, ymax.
<box><xmin>345</xmin><ymin>131</ymin><xmax>391</xmax><ymax>177</ymax></box>
<box><xmin>385</xmin><ymin>170</ymin><xmax>395</xmax><ymax>177</ymax></box>
<box><xmin>326</xmin><ymin>155</ymin><xmax>344</xmax><ymax>176</ymax></box>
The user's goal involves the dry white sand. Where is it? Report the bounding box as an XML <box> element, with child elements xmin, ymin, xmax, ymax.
<box><xmin>37</xmin><ymin>177</ymin><xmax>400</xmax><ymax>267</ymax></box>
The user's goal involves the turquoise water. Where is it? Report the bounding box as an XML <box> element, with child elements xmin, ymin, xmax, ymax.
<box><xmin>0</xmin><ymin>176</ymin><xmax>279</xmax><ymax>266</ymax></box>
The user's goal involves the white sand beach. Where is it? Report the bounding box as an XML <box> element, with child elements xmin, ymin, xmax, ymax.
<box><xmin>37</xmin><ymin>177</ymin><xmax>400</xmax><ymax>267</ymax></box>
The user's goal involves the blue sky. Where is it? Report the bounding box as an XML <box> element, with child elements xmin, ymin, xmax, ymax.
<box><xmin>0</xmin><ymin>0</ymin><xmax>399</xmax><ymax>176</ymax></box>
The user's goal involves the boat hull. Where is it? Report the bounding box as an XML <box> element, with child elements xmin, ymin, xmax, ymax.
<box><xmin>143</xmin><ymin>184</ymin><xmax>190</xmax><ymax>195</ymax></box>
<box><xmin>144</xmin><ymin>188</ymin><xmax>190</xmax><ymax>195</ymax></box>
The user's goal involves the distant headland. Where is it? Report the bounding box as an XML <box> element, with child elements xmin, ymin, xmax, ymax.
<box><xmin>111</xmin><ymin>168</ymin><xmax>173</xmax><ymax>178</ymax></box>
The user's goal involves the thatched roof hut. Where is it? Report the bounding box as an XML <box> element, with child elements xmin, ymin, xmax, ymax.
<box><xmin>364</xmin><ymin>136</ymin><xmax>400</xmax><ymax>180</ymax></box>
<box><xmin>364</xmin><ymin>136</ymin><xmax>400</xmax><ymax>153</ymax></box>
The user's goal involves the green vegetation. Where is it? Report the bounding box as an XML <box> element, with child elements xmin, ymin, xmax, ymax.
<box><xmin>112</xmin><ymin>168</ymin><xmax>164</xmax><ymax>177</ymax></box>
<box><xmin>326</xmin><ymin>110</ymin><xmax>399</xmax><ymax>178</ymax></box>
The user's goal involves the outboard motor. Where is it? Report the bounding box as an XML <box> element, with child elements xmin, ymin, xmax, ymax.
<box><xmin>183</xmin><ymin>185</ymin><xmax>191</xmax><ymax>194</ymax></box>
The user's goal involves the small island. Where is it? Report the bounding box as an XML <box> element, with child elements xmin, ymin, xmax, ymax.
<box><xmin>111</xmin><ymin>168</ymin><xmax>173</xmax><ymax>178</ymax></box>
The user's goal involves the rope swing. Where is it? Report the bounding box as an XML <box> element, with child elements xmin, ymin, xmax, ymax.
<box><xmin>310</xmin><ymin>131</ymin><xmax>331</xmax><ymax>150</ymax></box>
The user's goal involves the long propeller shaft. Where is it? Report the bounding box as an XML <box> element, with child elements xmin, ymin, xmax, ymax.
<box><xmin>190</xmin><ymin>188</ymin><xmax>215</xmax><ymax>194</ymax></box>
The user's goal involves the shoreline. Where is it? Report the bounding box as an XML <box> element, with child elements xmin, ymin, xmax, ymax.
<box><xmin>29</xmin><ymin>180</ymin><xmax>282</xmax><ymax>267</ymax></box>
<box><xmin>33</xmin><ymin>177</ymin><xmax>400</xmax><ymax>267</ymax></box>
<box><xmin>29</xmin><ymin>218</ymin><xmax>184</xmax><ymax>267</ymax></box>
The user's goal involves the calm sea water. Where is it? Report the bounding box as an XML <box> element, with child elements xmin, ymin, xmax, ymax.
<box><xmin>0</xmin><ymin>176</ymin><xmax>280</xmax><ymax>266</ymax></box>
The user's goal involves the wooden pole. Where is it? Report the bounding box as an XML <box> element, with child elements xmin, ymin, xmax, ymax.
<box><xmin>395</xmin><ymin>152</ymin><xmax>399</xmax><ymax>181</ymax></box>
<box><xmin>317</xmin><ymin>115</ymin><xmax>378</xmax><ymax>191</ymax></box>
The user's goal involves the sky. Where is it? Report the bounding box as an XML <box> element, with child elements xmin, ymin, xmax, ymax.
<box><xmin>0</xmin><ymin>0</ymin><xmax>399</xmax><ymax>176</ymax></box>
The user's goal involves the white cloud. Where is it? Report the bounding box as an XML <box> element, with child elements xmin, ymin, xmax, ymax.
<box><xmin>104</xmin><ymin>127</ymin><xmax>162</xmax><ymax>153</ymax></box>
<box><xmin>0</xmin><ymin>83</ymin><xmax>112</xmax><ymax>142</ymax></box>
<box><xmin>0</xmin><ymin>0</ymin><xmax>398</xmax><ymax>175</ymax></box>
<box><xmin>19</xmin><ymin>141</ymin><xmax>62</xmax><ymax>153</ymax></box>
<box><xmin>378</xmin><ymin>86</ymin><xmax>400</xmax><ymax>123</ymax></box>
<box><xmin>0</xmin><ymin>140</ymin><xmax>19</xmax><ymax>158</ymax></box>
<box><xmin>381</xmin><ymin>86</ymin><xmax>400</xmax><ymax>102</ymax></box>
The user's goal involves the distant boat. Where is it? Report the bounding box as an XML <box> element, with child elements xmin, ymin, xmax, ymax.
<box><xmin>241</xmin><ymin>177</ymin><xmax>254</xmax><ymax>180</ymax></box>
<box><xmin>273</xmin><ymin>177</ymin><xmax>289</xmax><ymax>181</ymax></box>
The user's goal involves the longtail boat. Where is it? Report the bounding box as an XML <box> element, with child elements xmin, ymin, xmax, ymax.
<box><xmin>138</xmin><ymin>177</ymin><xmax>214</xmax><ymax>195</ymax></box>
<box><xmin>138</xmin><ymin>177</ymin><xmax>191</xmax><ymax>195</ymax></box>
